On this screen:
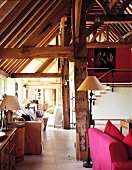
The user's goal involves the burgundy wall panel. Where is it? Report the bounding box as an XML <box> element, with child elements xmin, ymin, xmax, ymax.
<box><xmin>87</xmin><ymin>48</ymin><xmax>132</xmax><ymax>83</ymax></box>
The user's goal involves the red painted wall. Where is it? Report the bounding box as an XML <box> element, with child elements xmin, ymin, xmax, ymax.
<box><xmin>87</xmin><ymin>48</ymin><xmax>132</xmax><ymax>83</ymax></box>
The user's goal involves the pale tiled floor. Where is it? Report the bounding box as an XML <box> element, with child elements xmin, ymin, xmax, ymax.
<box><xmin>16</xmin><ymin>126</ymin><xmax>92</xmax><ymax>170</ymax></box>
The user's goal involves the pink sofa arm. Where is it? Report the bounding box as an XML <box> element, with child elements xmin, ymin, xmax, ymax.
<box><xmin>112</xmin><ymin>161</ymin><xmax>132</xmax><ymax>170</ymax></box>
<box><xmin>88</xmin><ymin>128</ymin><xmax>128</xmax><ymax>170</ymax></box>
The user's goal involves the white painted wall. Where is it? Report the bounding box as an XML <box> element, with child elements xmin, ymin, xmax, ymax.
<box><xmin>6</xmin><ymin>78</ymin><xmax>15</xmax><ymax>95</ymax></box>
<box><xmin>92</xmin><ymin>87</ymin><xmax>132</xmax><ymax>119</ymax></box>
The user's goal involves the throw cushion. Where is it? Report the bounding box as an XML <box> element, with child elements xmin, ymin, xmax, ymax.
<box><xmin>104</xmin><ymin>120</ymin><xmax>124</xmax><ymax>141</ymax></box>
<box><xmin>110</xmin><ymin>124</ymin><xmax>125</xmax><ymax>141</ymax></box>
<box><xmin>36</xmin><ymin>110</ymin><xmax>45</xmax><ymax>117</ymax></box>
<box><xmin>22</xmin><ymin>114</ymin><xmax>31</xmax><ymax>121</ymax></box>
<box><xmin>104</xmin><ymin>120</ymin><xmax>112</xmax><ymax>134</ymax></box>
<box><xmin>122</xmin><ymin>129</ymin><xmax>132</xmax><ymax>159</ymax></box>
<box><xmin>28</xmin><ymin>109</ymin><xmax>37</xmax><ymax>121</ymax></box>
<box><xmin>46</xmin><ymin>107</ymin><xmax>54</xmax><ymax>114</ymax></box>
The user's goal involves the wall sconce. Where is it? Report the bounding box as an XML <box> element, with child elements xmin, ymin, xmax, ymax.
<box><xmin>64</xmin><ymin>75</ymin><xmax>69</xmax><ymax>86</ymax></box>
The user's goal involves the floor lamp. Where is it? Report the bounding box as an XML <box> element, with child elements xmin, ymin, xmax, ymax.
<box><xmin>77</xmin><ymin>76</ymin><xmax>105</xmax><ymax>168</ymax></box>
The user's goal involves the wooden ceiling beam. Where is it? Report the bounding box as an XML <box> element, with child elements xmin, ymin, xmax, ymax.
<box><xmin>86</xmin><ymin>14</ymin><xmax>132</xmax><ymax>24</ymax></box>
<box><xmin>39</xmin><ymin>28</ymin><xmax>59</xmax><ymax>47</ymax></box>
<box><xmin>0</xmin><ymin>0</ymin><xmax>30</xmax><ymax>34</ymax></box>
<box><xmin>109</xmin><ymin>26</ymin><xmax>125</xmax><ymax>42</ymax></box>
<box><xmin>22</xmin><ymin>0</ymin><xmax>71</xmax><ymax>47</ymax></box>
<box><xmin>108</xmin><ymin>0</ymin><xmax>118</xmax><ymax>10</ymax></box>
<box><xmin>0</xmin><ymin>46</ymin><xmax>74</xmax><ymax>59</ymax></box>
<box><xmin>36</xmin><ymin>58</ymin><xmax>55</xmax><ymax>73</ymax></box>
<box><xmin>0</xmin><ymin>0</ymin><xmax>41</xmax><ymax>45</ymax></box>
<box><xmin>11</xmin><ymin>73</ymin><xmax>61</xmax><ymax>78</ymax></box>
<box><xmin>0</xmin><ymin>69</ymin><xmax>10</xmax><ymax>78</ymax></box>
<box><xmin>95</xmin><ymin>0</ymin><xmax>112</xmax><ymax>14</ymax></box>
<box><xmin>24</xmin><ymin>81</ymin><xmax>61</xmax><ymax>87</ymax></box>
<box><xmin>0</xmin><ymin>0</ymin><xmax>20</xmax><ymax>23</ymax></box>
<box><xmin>90</xmin><ymin>25</ymin><xmax>106</xmax><ymax>42</ymax></box>
<box><xmin>16</xmin><ymin>59</ymin><xmax>33</xmax><ymax>73</ymax></box>
<box><xmin>2</xmin><ymin>0</ymin><xmax>48</xmax><ymax>48</ymax></box>
<box><xmin>37</xmin><ymin>24</ymin><xmax>60</xmax><ymax>47</ymax></box>
<box><xmin>87</xmin><ymin>42</ymin><xmax>132</xmax><ymax>48</ymax></box>
<box><xmin>118</xmin><ymin>0</ymin><xmax>132</xmax><ymax>14</ymax></box>
<box><xmin>75</xmin><ymin>0</ymin><xmax>82</xmax><ymax>41</ymax></box>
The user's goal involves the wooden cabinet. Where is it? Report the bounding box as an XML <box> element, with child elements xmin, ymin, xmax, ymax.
<box><xmin>0</xmin><ymin>128</ymin><xmax>16</xmax><ymax>170</ymax></box>
<box><xmin>14</xmin><ymin>123</ymin><xmax>25</xmax><ymax>163</ymax></box>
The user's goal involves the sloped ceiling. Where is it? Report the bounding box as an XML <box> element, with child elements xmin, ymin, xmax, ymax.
<box><xmin>0</xmin><ymin>0</ymin><xmax>132</xmax><ymax>86</ymax></box>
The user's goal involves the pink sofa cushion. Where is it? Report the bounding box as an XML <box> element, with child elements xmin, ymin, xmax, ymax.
<box><xmin>112</xmin><ymin>161</ymin><xmax>132</xmax><ymax>170</ymax></box>
<box><xmin>104</xmin><ymin>120</ymin><xmax>125</xmax><ymax>141</ymax></box>
<box><xmin>104</xmin><ymin>120</ymin><xmax>112</xmax><ymax>134</ymax></box>
<box><xmin>122</xmin><ymin>129</ymin><xmax>132</xmax><ymax>159</ymax></box>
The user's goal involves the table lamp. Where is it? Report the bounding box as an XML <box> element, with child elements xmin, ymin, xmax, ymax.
<box><xmin>22</xmin><ymin>98</ymin><xmax>31</xmax><ymax>108</ymax></box>
<box><xmin>77</xmin><ymin>76</ymin><xmax>105</xmax><ymax>168</ymax></box>
<box><xmin>0</xmin><ymin>95</ymin><xmax>21</xmax><ymax>130</ymax></box>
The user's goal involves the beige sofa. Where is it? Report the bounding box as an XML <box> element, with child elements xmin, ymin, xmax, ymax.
<box><xmin>19</xmin><ymin>120</ymin><xmax>44</xmax><ymax>155</ymax></box>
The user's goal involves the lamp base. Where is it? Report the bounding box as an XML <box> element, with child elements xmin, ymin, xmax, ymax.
<box><xmin>83</xmin><ymin>161</ymin><xmax>92</xmax><ymax>168</ymax></box>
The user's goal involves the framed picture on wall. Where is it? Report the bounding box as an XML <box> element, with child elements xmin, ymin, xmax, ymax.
<box><xmin>94</xmin><ymin>48</ymin><xmax>116</xmax><ymax>70</ymax></box>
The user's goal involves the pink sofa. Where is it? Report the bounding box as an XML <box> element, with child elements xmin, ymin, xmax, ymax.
<box><xmin>88</xmin><ymin>128</ymin><xmax>132</xmax><ymax>170</ymax></box>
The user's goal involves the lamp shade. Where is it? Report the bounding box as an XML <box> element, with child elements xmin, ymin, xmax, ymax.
<box><xmin>0</xmin><ymin>95</ymin><xmax>21</xmax><ymax>110</ymax></box>
<box><xmin>22</xmin><ymin>98</ymin><xmax>31</xmax><ymax>105</ymax></box>
<box><xmin>77</xmin><ymin>76</ymin><xmax>105</xmax><ymax>91</ymax></box>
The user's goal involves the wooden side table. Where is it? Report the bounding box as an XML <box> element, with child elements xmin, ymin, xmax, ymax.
<box><xmin>14</xmin><ymin>122</ymin><xmax>25</xmax><ymax>163</ymax></box>
<box><xmin>120</xmin><ymin>119</ymin><xmax>132</xmax><ymax>133</ymax></box>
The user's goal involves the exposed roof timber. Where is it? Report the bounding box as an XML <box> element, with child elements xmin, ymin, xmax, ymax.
<box><xmin>117</xmin><ymin>30</ymin><xmax>132</xmax><ymax>42</ymax></box>
<box><xmin>86</xmin><ymin>14</ymin><xmax>132</xmax><ymax>24</ymax></box>
<box><xmin>22</xmin><ymin>0</ymin><xmax>71</xmax><ymax>47</ymax></box>
<box><xmin>118</xmin><ymin>0</ymin><xmax>132</xmax><ymax>14</ymax></box>
<box><xmin>0</xmin><ymin>0</ymin><xmax>30</xmax><ymax>34</ymax></box>
<box><xmin>0</xmin><ymin>0</ymin><xmax>41</xmax><ymax>45</ymax></box>
<box><xmin>24</xmin><ymin>81</ymin><xmax>61</xmax><ymax>87</ymax></box>
<box><xmin>2</xmin><ymin>0</ymin><xmax>49</xmax><ymax>48</ymax></box>
<box><xmin>43</xmin><ymin>60</ymin><xmax>57</xmax><ymax>73</ymax></box>
<box><xmin>0</xmin><ymin>0</ymin><xmax>20</xmax><ymax>23</ymax></box>
<box><xmin>108</xmin><ymin>0</ymin><xmax>118</xmax><ymax>10</ymax></box>
<box><xmin>109</xmin><ymin>26</ymin><xmax>125</xmax><ymax>42</ymax></box>
<box><xmin>1</xmin><ymin>59</ymin><xmax>15</xmax><ymax>71</ymax></box>
<box><xmin>0</xmin><ymin>46</ymin><xmax>74</xmax><ymax>59</ymax></box>
<box><xmin>7</xmin><ymin>60</ymin><xmax>20</xmax><ymax>74</ymax></box>
<box><xmin>90</xmin><ymin>26</ymin><xmax>106</xmax><ymax>42</ymax></box>
<box><xmin>85</xmin><ymin>22</ymin><xmax>103</xmax><ymax>37</ymax></box>
<box><xmin>16</xmin><ymin>59</ymin><xmax>33</xmax><ymax>73</ymax></box>
<box><xmin>37</xmin><ymin>24</ymin><xmax>60</xmax><ymax>47</ymax></box>
<box><xmin>11</xmin><ymin>73</ymin><xmax>61</xmax><ymax>78</ymax></box>
<box><xmin>13</xmin><ymin>59</ymin><xmax>28</xmax><ymax>73</ymax></box>
<box><xmin>36</xmin><ymin>58</ymin><xmax>55</xmax><ymax>73</ymax></box>
<box><xmin>75</xmin><ymin>0</ymin><xmax>82</xmax><ymax>39</ymax></box>
<box><xmin>95</xmin><ymin>0</ymin><xmax>112</xmax><ymax>14</ymax></box>
<box><xmin>87</xmin><ymin>42</ymin><xmax>132</xmax><ymax>48</ymax></box>
<box><xmin>3</xmin><ymin>59</ymin><xmax>16</xmax><ymax>73</ymax></box>
<box><xmin>42</xmin><ymin>29</ymin><xmax>59</xmax><ymax>47</ymax></box>
<box><xmin>128</xmin><ymin>35</ymin><xmax>132</xmax><ymax>42</ymax></box>
<box><xmin>86</xmin><ymin>0</ymin><xmax>95</xmax><ymax>13</ymax></box>
<box><xmin>0</xmin><ymin>69</ymin><xmax>10</xmax><ymax>78</ymax></box>
<box><xmin>6</xmin><ymin>1</ymin><xmax>56</xmax><ymax>48</ymax></box>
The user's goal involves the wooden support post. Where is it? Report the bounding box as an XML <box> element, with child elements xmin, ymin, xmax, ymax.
<box><xmin>74</xmin><ymin>58</ymin><xmax>89</xmax><ymax>160</ymax></box>
<box><xmin>62</xmin><ymin>58</ymin><xmax>70</xmax><ymax>129</ymax></box>
<box><xmin>74</xmin><ymin>0</ymin><xmax>88</xmax><ymax>160</ymax></box>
